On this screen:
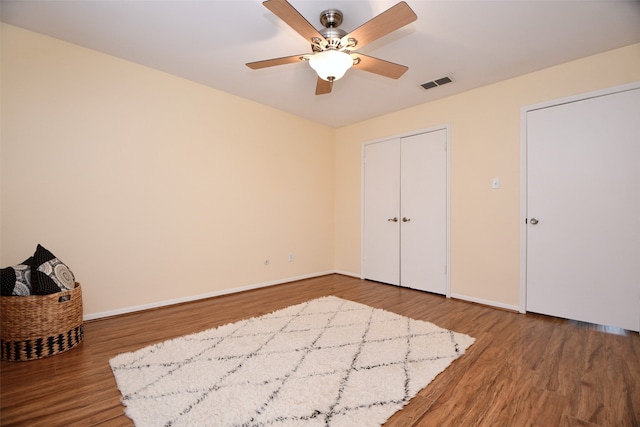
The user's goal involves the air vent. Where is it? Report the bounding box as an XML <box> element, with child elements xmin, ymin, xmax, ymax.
<box><xmin>421</xmin><ymin>76</ymin><xmax>453</xmax><ymax>90</ymax></box>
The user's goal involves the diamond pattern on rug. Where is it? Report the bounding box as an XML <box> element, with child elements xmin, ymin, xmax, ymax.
<box><xmin>110</xmin><ymin>296</ymin><xmax>474</xmax><ymax>427</ymax></box>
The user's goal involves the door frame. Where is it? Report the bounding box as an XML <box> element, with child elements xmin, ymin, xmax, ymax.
<box><xmin>519</xmin><ymin>81</ymin><xmax>640</xmax><ymax>314</ymax></box>
<box><xmin>361</xmin><ymin>125</ymin><xmax>451</xmax><ymax>298</ymax></box>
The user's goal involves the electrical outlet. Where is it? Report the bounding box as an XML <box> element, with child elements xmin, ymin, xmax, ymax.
<box><xmin>288</xmin><ymin>253</ymin><xmax>294</xmax><ymax>262</ymax></box>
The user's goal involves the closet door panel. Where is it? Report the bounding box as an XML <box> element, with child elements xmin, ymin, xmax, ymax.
<box><xmin>362</xmin><ymin>139</ymin><xmax>400</xmax><ymax>285</ymax></box>
<box><xmin>400</xmin><ymin>130</ymin><xmax>447</xmax><ymax>294</ymax></box>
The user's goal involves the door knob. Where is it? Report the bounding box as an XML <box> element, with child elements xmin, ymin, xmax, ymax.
<box><xmin>388</xmin><ymin>217</ymin><xmax>398</xmax><ymax>222</ymax></box>
<box><xmin>530</xmin><ymin>218</ymin><xmax>539</xmax><ymax>225</ymax></box>
<box><xmin>402</xmin><ymin>217</ymin><xmax>411</xmax><ymax>222</ymax></box>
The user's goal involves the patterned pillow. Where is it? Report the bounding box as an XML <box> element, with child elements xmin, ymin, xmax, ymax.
<box><xmin>31</xmin><ymin>244</ymin><xmax>76</xmax><ymax>295</ymax></box>
<box><xmin>1</xmin><ymin>258</ymin><xmax>33</xmax><ymax>296</ymax></box>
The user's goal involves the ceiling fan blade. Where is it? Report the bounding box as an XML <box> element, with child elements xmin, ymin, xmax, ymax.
<box><xmin>246</xmin><ymin>54</ymin><xmax>307</xmax><ymax>69</ymax></box>
<box><xmin>352</xmin><ymin>54</ymin><xmax>408</xmax><ymax>79</ymax></box>
<box><xmin>315</xmin><ymin>77</ymin><xmax>333</xmax><ymax>95</ymax></box>
<box><xmin>342</xmin><ymin>2</ymin><xmax>417</xmax><ymax>50</ymax></box>
<box><xmin>263</xmin><ymin>0</ymin><xmax>326</xmax><ymax>44</ymax></box>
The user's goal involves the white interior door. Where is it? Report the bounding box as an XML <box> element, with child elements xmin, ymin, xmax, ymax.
<box><xmin>525</xmin><ymin>87</ymin><xmax>640</xmax><ymax>331</ymax></box>
<box><xmin>363</xmin><ymin>128</ymin><xmax>448</xmax><ymax>294</ymax></box>
<box><xmin>363</xmin><ymin>139</ymin><xmax>400</xmax><ymax>285</ymax></box>
<box><xmin>401</xmin><ymin>130</ymin><xmax>447</xmax><ymax>294</ymax></box>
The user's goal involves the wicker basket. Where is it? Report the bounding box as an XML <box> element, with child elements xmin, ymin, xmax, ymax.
<box><xmin>1</xmin><ymin>283</ymin><xmax>83</xmax><ymax>361</ymax></box>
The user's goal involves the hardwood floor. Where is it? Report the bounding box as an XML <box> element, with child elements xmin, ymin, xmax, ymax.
<box><xmin>1</xmin><ymin>274</ymin><xmax>639</xmax><ymax>426</ymax></box>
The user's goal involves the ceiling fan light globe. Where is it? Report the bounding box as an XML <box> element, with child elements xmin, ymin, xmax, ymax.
<box><xmin>309</xmin><ymin>50</ymin><xmax>353</xmax><ymax>82</ymax></box>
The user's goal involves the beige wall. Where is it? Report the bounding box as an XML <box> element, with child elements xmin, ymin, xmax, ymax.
<box><xmin>2</xmin><ymin>22</ymin><xmax>639</xmax><ymax>317</ymax></box>
<box><xmin>1</xmin><ymin>24</ymin><xmax>335</xmax><ymax>316</ymax></box>
<box><xmin>334</xmin><ymin>43</ymin><xmax>640</xmax><ymax>308</ymax></box>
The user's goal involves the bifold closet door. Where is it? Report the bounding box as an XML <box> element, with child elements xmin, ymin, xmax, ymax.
<box><xmin>363</xmin><ymin>129</ymin><xmax>447</xmax><ymax>294</ymax></box>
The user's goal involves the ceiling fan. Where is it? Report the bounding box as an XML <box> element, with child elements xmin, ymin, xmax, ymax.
<box><xmin>246</xmin><ymin>0</ymin><xmax>417</xmax><ymax>95</ymax></box>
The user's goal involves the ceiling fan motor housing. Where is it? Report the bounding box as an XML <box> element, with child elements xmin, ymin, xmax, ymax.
<box><xmin>316</xmin><ymin>28</ymin><xmax>347</xmax><ymax>50</ymax></box>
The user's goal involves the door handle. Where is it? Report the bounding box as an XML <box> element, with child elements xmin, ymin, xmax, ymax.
<box><xmin>387</xmin><ymin>217</ymin><xmax>398</xmax><ymax>222</ymax></box>
<box><xmin>402</xmin><ymin>217</ymin><xmax>411</xmax><ymax>222</ymax></box>
<box><xmin>530</xmin><ymin>218</ymin><xmax>539</xmax><ymax>225</ymax></box>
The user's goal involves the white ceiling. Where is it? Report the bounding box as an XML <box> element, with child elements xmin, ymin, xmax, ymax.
<box><xmin>2</xmin><ymin>0</ymin><xmax>640</xmax><ymax>127</ymax></box>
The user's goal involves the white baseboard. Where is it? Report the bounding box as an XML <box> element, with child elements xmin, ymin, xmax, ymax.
<box><xmin>333</xmin><ymin>270</ymin><xmax>361</xmax><ymax>278</ymax></box>
<box><xmin>84</xmin><ymin>274</ymin><xmax>520</xmax><ymax>321</ymax></box>
<box><xmin>83</xmin><ymin>270</ymin><xmax>335</xmax><ymax>321</ymax></box>
<box><xmin>450</xmin><ymin>293</ymin><xmax>519</xmax><ymax>312</ymax></box>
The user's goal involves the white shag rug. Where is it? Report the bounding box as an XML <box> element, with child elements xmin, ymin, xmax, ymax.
<box><xmin>109</xmin><ymin>296</ymin><xmax>474</xmax><ymax>427</ymax></box>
